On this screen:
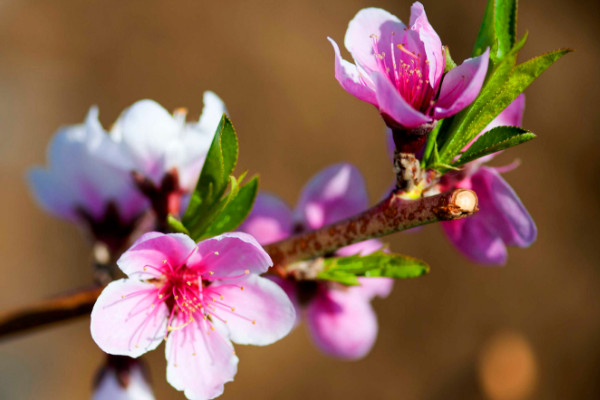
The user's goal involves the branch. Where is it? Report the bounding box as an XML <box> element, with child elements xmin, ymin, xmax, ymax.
<box><xmin>264</xmin><ymin>188</ymin><xmax>477</xmax><ymax>273</ymax></box>
<box><xmin>0</xmin><ymin>188</ymin><xmax>477</xmax><ymax>341</ymax></box>
<box><xmin>0</xmin><ymin>286</ymin><xmax>103</xmax><ymax>339</ymax></box>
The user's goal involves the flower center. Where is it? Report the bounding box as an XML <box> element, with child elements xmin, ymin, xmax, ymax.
<box><xmin>141</xmin><ymin>251</ymin><xmax>255</xmax><ymax>338</ymax></box>
<box><xmin>370</xmin><ymin>33</ymin><xmax>435</xmax><ymax>114</ymax></box>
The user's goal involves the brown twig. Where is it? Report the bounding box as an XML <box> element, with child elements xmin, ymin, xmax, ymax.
<box><xmin>0</xmin><ymin>188</ymin><xmax>477</xmax><ymax>341</ymax></box>
<box><xmin>265</xmin><ymin>188</ymin><xmax>477</xmax><ymax>273</ymax></box>
<box><xmin>0</xmin><ymin>286</ymin><xmax>103</xmax><ymax>339</ymax></box>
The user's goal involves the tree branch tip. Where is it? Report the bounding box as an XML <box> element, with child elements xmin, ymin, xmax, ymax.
<box><xmin>452</xmin><ymin>189</ymin><xmax>478</xmax><ymax>215</ymax></box>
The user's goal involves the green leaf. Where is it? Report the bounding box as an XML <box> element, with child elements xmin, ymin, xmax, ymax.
<box><xmin>444</xmin><ymin>46</ymin><xmax>457</xmax><ymax>73</ymax></box>
<box><xmin>473</xmin><ymin>0</ymin><xmax>518</xmax><ymax>63</ymax></box>
<box><xmin>438</xmin><ymin>42</ymin><xmax>571</xmax><ymax>165</ymax></box>
<box><xmin>454</xmin><ymin>126</ymin><xmax>535</xmax><ymax>166</ymax></box>
<box><xmin>167</xmin><ymin>214</ymin><xmax>190</xmax><ymax>235</ymax></box>
<box><xmin>189</xmin><ymin>175</ymin><xmax>242</xmax><ymax>240</ymax></box>
<box><xmin>317</xmin><ymin>251</ymin><xmax>429</xmax><ymax>285</ymax></box>
<box><xmin>181</xmin><ymin>114</ymin><xmax>238</xmax><ymax>235</ymax></box>
<box><xmin>202</xmin><ymin>176</ymin><xmax>259</xmax><ymax>237</ymax></box>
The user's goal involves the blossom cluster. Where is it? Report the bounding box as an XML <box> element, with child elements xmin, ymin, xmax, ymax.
<box><xmin>21</xmin><ymin>1</ymin><xmax>562</xmax><ymax>399</ymax></box>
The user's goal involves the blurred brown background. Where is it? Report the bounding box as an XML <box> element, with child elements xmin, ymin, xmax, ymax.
<box><xmin>0</xmin><ymin>0</ymin><xmax>598</xmax><ymax>399</ymax></box>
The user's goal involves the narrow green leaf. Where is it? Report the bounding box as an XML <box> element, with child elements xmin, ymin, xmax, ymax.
<box><xmin>189</xmin><ymin>175</ymin><xmax>242</xmax><ymax>240</ymax></box>
<box><xmin>167</xmin><ymin>214</ymin><xmax>190</xmax><ymax>235</ymax></box>
<box><xmin>473</xmin><ymin>0</ymin><xmax>518</xmax><ymax>63</ymax></box>
<box><xmin>454</xmin><ymin>126</ymin><xmax>535</xmax><ymax>166</ymax></box>
<box><xmin>181</xmin><ymin>114</ymin><xmax>239</xmax><ymax>233</ymax></box>
<box><xmin>203</xmin><ymin>176</ymin><xmax>259</xmax><ymax>237</ymax></box>
<box><xmin>317</xmin><ymin>251</ymin><xmax>429</xmax><ymax>285</ymax></box>
<box><xmin>439</xmin><ymin>42</ymin><xmax>572</xmax><ymax>165</ymax></box>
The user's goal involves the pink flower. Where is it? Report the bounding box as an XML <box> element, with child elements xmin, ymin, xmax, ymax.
<box><xmin>240</xmin><ymin>163</ymin><xmax>393</xmax><ymax>359</ymax></box>
<box><xmin>91</xmin><ymin>232</ymin><xmax>296</xmax><ymax>400</ymax></box>
<box><xmin>440</xmin><ymin>94</ymin><xmax>537</xmax><ymax>265</ymax></box>
<box><xmin>328</xmin><ymin>3</ymin><xmax>489</xmax><ymax>129</ymax></box>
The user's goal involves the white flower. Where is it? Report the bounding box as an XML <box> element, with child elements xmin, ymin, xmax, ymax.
<box><xmin>28</xmin><ymin>106</ymin><xmax>144</xmax><ymax>224</ymax></box>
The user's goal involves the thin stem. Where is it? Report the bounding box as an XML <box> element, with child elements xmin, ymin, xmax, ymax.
<box><xmin>0</xmin><ymin>188</ymin><xmax>477</xmax><ymax>341</ymax></box>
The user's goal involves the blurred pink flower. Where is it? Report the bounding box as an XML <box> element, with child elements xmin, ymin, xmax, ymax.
<box><xmin>240</xmin><ymin>163</ymin><xmax>393</xmax><ymax>359</ymax></box>
<box><xmin>440</xmin><ymin>94</ymin><xmax>537</xmax><ymax>265</ymax></box>
<box><xmin>328</xmin><ymin>3</ymin><xmax>489</xmax><ymax>129</ymax></box>
<box><xmin>91</xmin><ymin>232</ymin><xmax>295</xmax><ymax>400</ymax></box>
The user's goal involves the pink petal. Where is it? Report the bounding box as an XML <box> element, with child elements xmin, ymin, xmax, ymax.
<box><xmin>476</xmin><ymin>167</ymin><xmax>537</xmax><ymax>247</ymax></box>
<box><xmin>117</xmin><ymin>233</ymin><xmax>197</xmax><ymax>279</ymax></box>
<box><xmin>442</xmin><ymin>217</ymin><xmax>508</xmax><ymax>265</ymax></box>
<box><xmin>188</xmin><ymin>232</ymin><xmax>272</xmax><ymax>277</ymax></box>
<box><xmin>354</xmin><ymin>277</ymin><xmax>394</xmax><ymax>300</ymax></box>
<box><xmin>433</xmin><ymin>48</ymin><xmax>490</xmax><ymax>119</ymax></box>
<box><xmin>266</xmin><ymin>276</ymin><xmax>301</xmax><ymax>327</ymax></box>
<box><xmin>328</xmin><ymin>37</ymin><xmax>377</xmax><ymax>106</ymax></box>
<box><xmin>91</xmin><ymin>279</ymin><xmax>169</xmax><ymax>358</ymax></box>
<box><xmin>372</xmin><ymin>71</ymin><xmax>431</xmax><ymax>128</ymax></box>
<box><xmin>209</xmin><ymin>275</ymin><xmax>296</xmax><ymax>346</ymax></box>
<box><xmin>335</xmin><ymin>239</ymin><xmax>383</xmax><ymax>257</ymax></box>
<box><xmin>409</xmin><ymin>2</ymin><xmax>444</xmax><ymax>87</ymax></box>
<box><xmin>344</xmin><ymin>8</ymin><xmax>406</xmax><ymax>73</ymax></box>
<box><xmin>165</xmin><ymin>321</ymin><xmax>238</xmax><ymax>400</ymax></box>
<box><xmin>441</xmin><ymin>167</ymin><xmax>536</xmax><ymax>265</ymax></box>
<box><xmin>295</xmin><ymin>163</ymin><xmax>369</xmax><ymax>230</ymax></box>
<box><xmin>238</xmin><ymin>193</ymin><xmax>293</xmax><ymax>245</ymax></box>
<box><xmin>306</xmin><ymin>289</ymin><xmax>378</xmax><ymax>360</ymax></box>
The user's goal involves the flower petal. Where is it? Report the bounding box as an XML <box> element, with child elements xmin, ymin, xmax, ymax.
<box><xmin>372</xmin><ymin>71</ymin><xmax>431</xmax><ymax>128</ymax></box>
<box><xmin>188</xmin><ymin>232</ymin><xmax>272</xmax><ymax>276</ymax></box>
<box><xmin>295</xmin><ymin>163</ymin><xmax>369</xmax><ymax>230</ymax></box>
<box><xmin>442</xmin><ymin>217</ymin><xmax>508</xmax><ymax>265</ymax></box>
<box><xmin>165</xmin><ymin>320</ymin><xmax>238</xmax><ymax>400</ymax></box>
<box><xmin>209</xmin><ymin>275</ymin><xmax>296</xmax><ymax>346</ymax></box>
<box><xmin>239</xmin><ymin>193</ymin><xmax>293</xmax><ymax>245</ymax></box>
<box><xmin>335</xmin><ymin>239</ymin><xmax>383</xmax><ymax>257</ymax></box>
<box><xmin>409</xmin><ymin>2</ymin><xmax>444</xmax><ymax>87</ymax></box>
<box><xmin>306</xmin><ymin>289</ymin><xmax>378</xmax><ymax>360</ymax></box>
<box><xmin>354</xmin><ymin>277</ymin><xmax>394</xmax><ymax>300</ymax></box>
<box><xmin>167</xmin><ymin>91</ymin><xmax>225</xmax><ymax>191</ymax></box>
<box><xmin>197</xmin><ymin>91</ymin><xmax>227</xmax><ymax>134</ymax></box>
<box><xmin>266</xmin><ymin>275</ymin><xmax>301</xmax><ymax>327</ymax></box>
<box><xmin>115</xmin><ymin>100</ymin><xmax>180</xmax><ymax>183</ymax></box>
<box><xmin>344</xmin><ymin>8</ymin><xmax>406</xmax><ymax>73</ymax></box>
<box><xmin>433</xmin><ymin>48</ymin><xmax>490</xmax><ymax>119</ymax></box>
<box><xmin>475</xmin><ymin>167</ymin><xmax>537</xmax><ymax>247</ymax></box>
<box><xmin>91</xmin><ymin>280</ymin><xmax>169</xmax><ymax>358</ymax></box>
<box><xmin>117</xmin><ymin>233</ymin><xmax>197</xmax><ymax>279</ymax></box>
<box><xmin>328</xmin><ymin>37</ymin><xmax>377</xmax><ymax>106</ymax></box>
